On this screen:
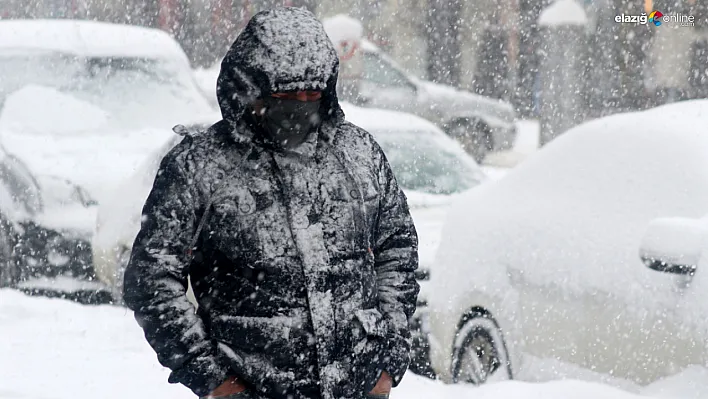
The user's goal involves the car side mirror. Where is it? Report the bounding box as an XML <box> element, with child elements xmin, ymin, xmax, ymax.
<box><xmin>639</xmin><ymin>217</ymin><xmax>706</xmax><ymax>279</ymax></box>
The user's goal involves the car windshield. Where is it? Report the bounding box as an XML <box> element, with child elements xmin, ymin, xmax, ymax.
<box><xmin>362</xmin><ymin>52</ymin><xmax>412</xmax><ymax>88</ymax></box>
<box><xmin>373</xmin><ymin>129</ymin><xmax>481</xmax><ymax>195</ymax></box>
<box><xmin>0</xmin><ymin>53</ymin><xmax>210</xmax><ymax>129</ymax></box>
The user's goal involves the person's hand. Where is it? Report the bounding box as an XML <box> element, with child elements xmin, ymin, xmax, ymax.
<box><xmin>369</xmin><ymin>371</ymin><xmax>393</xmax><ymax>395</ymax></box>
<box><xmin>208</xmin><ymin>376</ymin><xmax>247</xmax><ymax>398</ymax></box>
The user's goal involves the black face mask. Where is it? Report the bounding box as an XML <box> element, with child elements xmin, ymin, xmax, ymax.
<box><xmin>260</xmin><ymin>97</ymin><xmax>322</xmax><ymax>149</ymax></box>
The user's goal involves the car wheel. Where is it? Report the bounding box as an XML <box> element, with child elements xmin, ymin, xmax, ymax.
<box><xmin>448</xmin><ymin>120</ymin><xmax>493</xmax><ymax>163</ymax></box>
<box><xmin>451</xmin><ymin>310</ymin><xmax>512</xmax><ymax>384</ymax></box>
<box><xmin>408</xmin><ymin>312</ymin><xmax>436</xmax><ymax>379</ymax></box>
<box><xmin>0</xmin><ymin>217</ymin><xmax>17</xmax><ymax>287</ymax></box>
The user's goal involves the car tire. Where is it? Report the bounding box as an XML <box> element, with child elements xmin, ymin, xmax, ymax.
<box><xmin>0</xmin><ymin>217</ymin><xmax>17</xmax><ymax>288</ymax></box>
<box><xmin>408</xmin><ymin>313</ymin><xmax>436</xmax><ymax>379</ymax></box>
<box><xmin>451</xmin><ymin>310</ymin><xmax>513</xmax><ymax>384</ymax></box>
<box><xmin>447</xmin><ymin>120</ymin><xmax>493</xmax><ymax>163</ymax></box>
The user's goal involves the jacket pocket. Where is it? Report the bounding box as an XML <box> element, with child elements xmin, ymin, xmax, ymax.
<box><xmin>355</xmin><ymin>308</ymin><xmax>388</xmax><ymax>338</ymax></box>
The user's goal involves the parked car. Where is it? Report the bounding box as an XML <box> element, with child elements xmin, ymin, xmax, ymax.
<box><xmin>0</xmin><ymin>19</ymin><xmax>216</xmax><ymax>130</ymax></box>
<box><xmin>0</xmin><ymin>145</ymin><xmax>104</xmax><ymax>303</ymax></box>
<box><xmin>428</xmin><ymin>100</ymin><xmax>708</xmax><ymax>386</ymax></box>
<box><xmin>358</xmin><ymin>40</ymin><xmax>517</xmax><ymax>162</ymax></box>
<box><xmin>92</xmin><ymin>104</ymin><xmax>486</xmax><ymax>377</ymax></box>
<box><xmin>328</xmin><ymin>31</ymin><xmax>517</xmax><ymax>163</ymax></box>
<box><xmin>0</xmin><ymin>19</ymin><xmax>220</xmax><ymax>199</ymax></box>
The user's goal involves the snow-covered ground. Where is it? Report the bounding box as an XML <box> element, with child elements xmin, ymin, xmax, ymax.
<box><xmin>2</xmin><ymin>289</ymin><xmax>707</xmax><ymax>399</ymax></box>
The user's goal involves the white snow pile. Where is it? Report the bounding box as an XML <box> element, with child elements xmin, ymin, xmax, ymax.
<box><xmin>643</xmin><ymin>366</ymin><xmax>708</xmax><ymax>399</ymax></box>
<box><xmin>639</xmin><ymin>217</ymin><xmax>708</xmax><ymax>268</ymax></box>
<box><xmin>0</xmin><ymin>289</ymin><xmax>681</xmax><ymax>399</ymax></box>
<box><xmin>538</xmin><ymin>0</ymin><xmax>588</xmax><ymax>27</ymax></box>
<box><xmin>0</xmin><ymin>85</ymin><xmax>111</xmax><ymax>134</ymax></box>
<box><xmin>322</xmin><ymin>14</ymin><xmax>364</xmax><ymax>45</ymax></box>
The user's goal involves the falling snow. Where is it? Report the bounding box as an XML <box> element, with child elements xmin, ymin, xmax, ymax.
<box><xmin>2</xmin><ymin>0</ymin><xmax>708</xmax><ymax>398</ymax></box>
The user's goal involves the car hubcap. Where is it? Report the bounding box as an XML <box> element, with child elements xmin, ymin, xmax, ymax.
<box><xmin>453</xmin><ymin>314</ymin><xmax>512</xmax><ymax>385</ymax></box>
<box><xmin>457</xmin><ymin>329</ymin><xmax>501</xmax><ymax>384</ymax></box>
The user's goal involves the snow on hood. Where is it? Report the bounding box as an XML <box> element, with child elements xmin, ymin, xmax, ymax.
<box><xmin>341</xmin><ymin>101</ymin><xmax>440</xmax><ymax>131</ymax></box>
<box><xmin>432</xmin><ymin>99</ymin><xmax>708</xmax><ymax>324</ymax></box>
<box><xmin>31</xmin><ymin>175</ymin><xmax>97</xmax><ymax>238</ymax></box>
<box><xmin>94</xmin><ymin>135</ymin><xmax>180</xmax><ymax>251</ymax></box>
<box><xmin>1</xmin><ymin>126</ymin><xmax>176</xmax><ymax>201</ymax></box>
<box><xmin>0</xmin><ymin>85</ymin><xmax>111</xmax><ymax>134</ymax></box>
<box><xmin>538</xmin><ymin>0</ymin><xmax>588</xmax><ymax>27</ymax></box>
<box><xmin>216</xmin><ymin>7</ymin><xmax>343</xmax><ymax>126</ymax></box>
<box><xmin>322</xmin><ymin>14</ymin><xmax>364</xmax><ymax>44</ymax></box>
<box><xmin>34</xmin><ymin>205</ymin><xmax>97</xmax><ymax>240</ymax></box>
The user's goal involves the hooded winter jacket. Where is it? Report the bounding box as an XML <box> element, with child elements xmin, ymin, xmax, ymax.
<box><xmin>123</xmin><ymin>7</ymin><xmax>419</xmax><ymax>399</ymax></box>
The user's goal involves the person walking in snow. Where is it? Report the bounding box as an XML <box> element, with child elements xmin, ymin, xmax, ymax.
<box><xmin>122</xmin><ymin>7</ymin><xmax>419</xmax><ymax>399</ymax></box>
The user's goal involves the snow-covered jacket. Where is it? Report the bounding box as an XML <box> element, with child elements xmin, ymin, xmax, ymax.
<box><xmin>123</xmin><ymin>7</ymin><xmax>419</xmax><ymax>399</ymax></box>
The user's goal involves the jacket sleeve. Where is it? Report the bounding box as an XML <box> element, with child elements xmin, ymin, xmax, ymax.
<box><xmin>122</xmin><ymin>142</ymin><xmax>230</xmax><ymax>397</ymax></box>
<box><xmin>372</xmin><ymin>148</ymin><xmax>420</xmax><ymax>386</ymax></box>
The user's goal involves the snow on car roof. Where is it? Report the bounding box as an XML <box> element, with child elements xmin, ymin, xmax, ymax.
<box><xmin>432</xmin><ymin>99</ymin><xmax>708</xmax><ymax>327</ymax></box>
<box><xmin>0</xmin><ymin>19</ymin><xmax>190</xmax><ymax>64</ymax></box>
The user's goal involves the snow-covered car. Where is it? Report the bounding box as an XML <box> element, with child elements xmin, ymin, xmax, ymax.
<box><xmin>0</xmin><ymin>19</ymin><xmax>221</xmax><ymax>200</ymax></box>
<box><xmin>352</xmin><ymin>40</ymin><xmax>517</xmax><ymax>163</ymax></box>
<box><xmin>91</xmin><ymin>104</ymin><xmax>485</xmax><ymax>374</ymax></box>
<box><xmin>0</xmin><ymin>145</ymin><xmax>103</xmax><ymax>303</ymax></box>
<box><xmin>0</xmin><ymin>19</ymin><xmax>216</xmax><ymax>130</ymax></box>
<box><xmin>428</xmin><ymin>100</ymin><xmax>708</xmax><ymax>386</ymax></box>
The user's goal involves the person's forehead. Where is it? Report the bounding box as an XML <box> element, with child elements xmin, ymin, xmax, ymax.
<box><xmin>270</xmin><ymin>90</ymin><xmax>323</xmax><ymax>99</ymax></box>
<box><xmin>271</xmin><ymin>90</ymin><xmax>322</xmax><ymax>95</ymax></box>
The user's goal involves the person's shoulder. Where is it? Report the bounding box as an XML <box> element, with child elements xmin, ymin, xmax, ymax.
<box><xmin>334</xmin><ymin>120</ymin><xmax>382</xmax><ymax>155</ymax></box>
<box><xmin>172</xmin><ymin>121</ymin><xmax>234</xmax><ymax>156</ymax></box>
<box><xmin>160</xmin><ymin>122</ymin><xmax>228</xmax><ymax>171</ymax></box>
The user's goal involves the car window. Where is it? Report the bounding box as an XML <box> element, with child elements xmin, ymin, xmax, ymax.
<box><xmin>0</xmin><ymin>155</ymin><xmax>42</xmax><ymax>215</ymax></box>
<box><xmin>373</xmin><ymin>129</ymin><xmax>481</xmax><ymax>195</ymax></box>
<box><xmin>362</xmin><ymin>52</ymin><xmax>413</xmax><ymax>89</ymax></box>
<box><xmin>0</xmin><ymin>54</ymin><xmax>212</xmax><ymax>129</ymax></box>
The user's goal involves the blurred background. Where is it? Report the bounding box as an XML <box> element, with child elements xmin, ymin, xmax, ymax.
<box><xmin>3</xmin><ymin>0</ymin><xmax>708</xmax><ymax>122</ymax></box>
